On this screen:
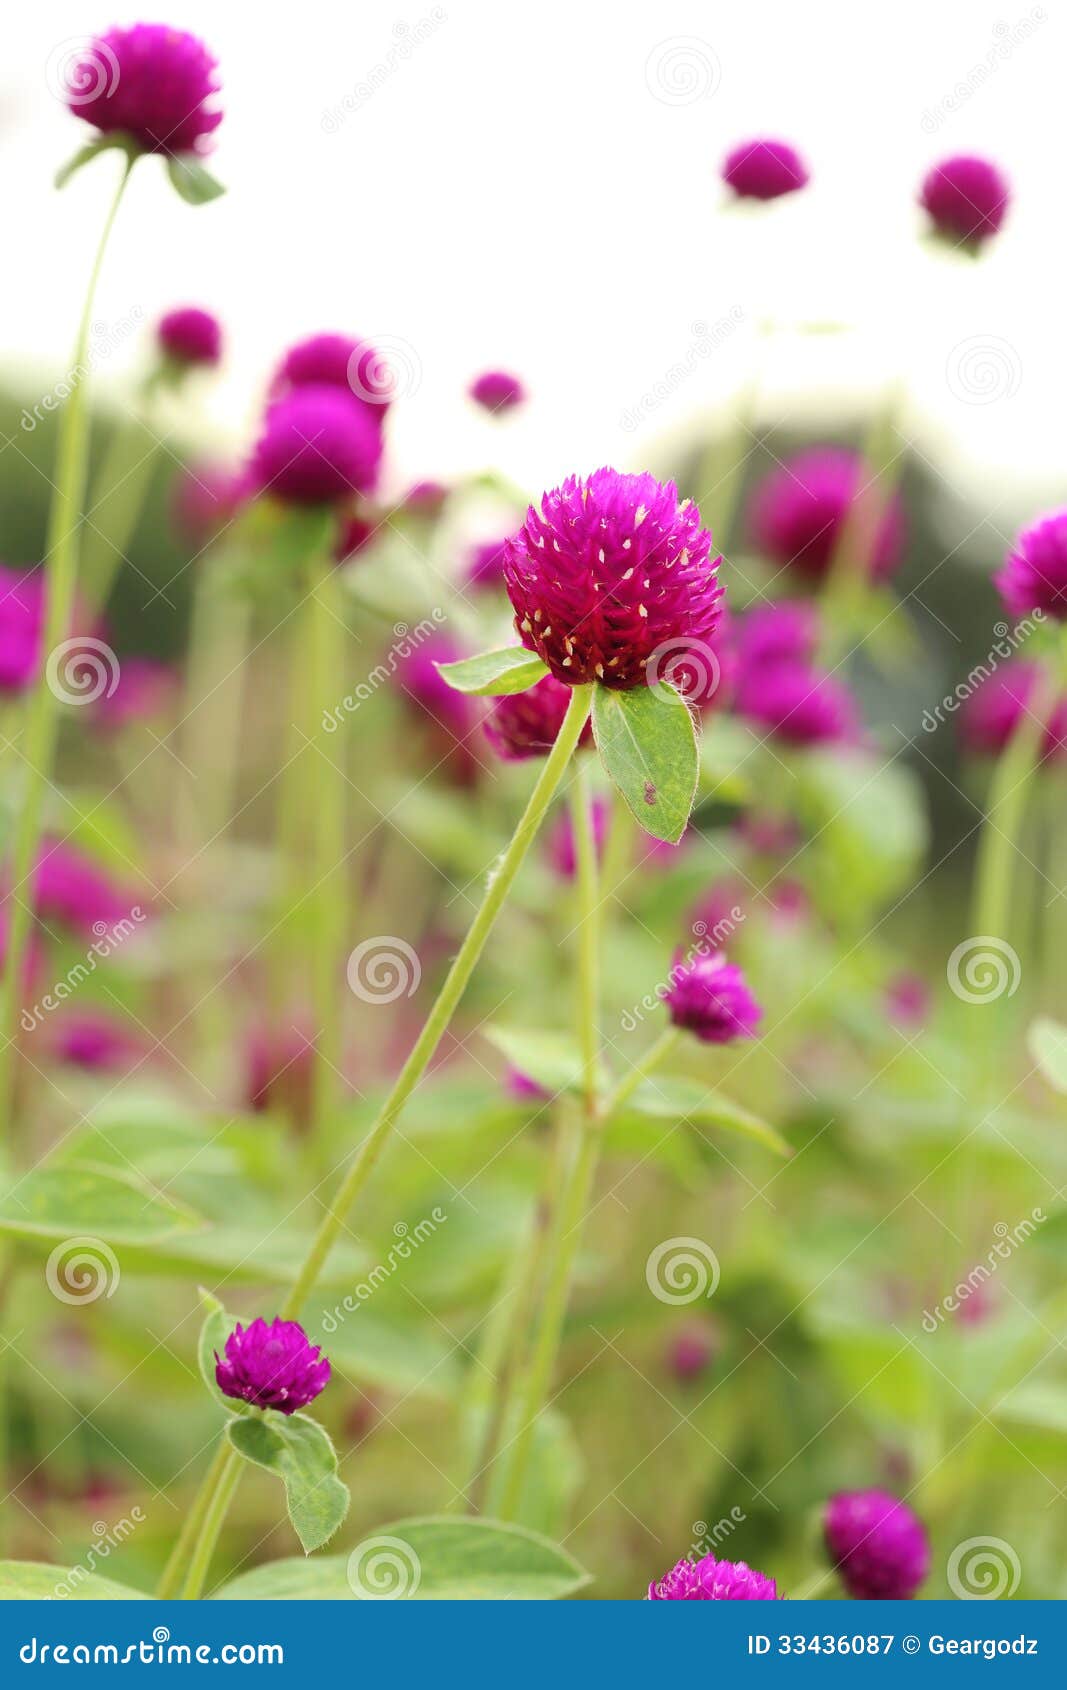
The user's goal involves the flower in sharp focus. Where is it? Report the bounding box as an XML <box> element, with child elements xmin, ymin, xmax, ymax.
<box><xmin>66</xmin><ymin>24</ymin><xmax>222</xmax><ymax>157</ymax></box>
<box><xmin>959</xmin><ymin>661</ymin><xmax>1067</xmax><ymax>762</ymax></box>
<box><xmin>215</xmin><ymin>1317</ymin><xmax>330</xmax><ymax>1414</ymax></box>
<box><xmin>995</xmin><ymin>511</ymin><xmax>1067</xmax><ymax>621</ymax></box>
<box><xmin>665</xmin><ymin>951</ymin><xmax>763</xmax><ymax>1044</ymax></box>
<box><xmin>750</xmin><ymin>447</ymin><xmax>905</xmax><ymax>584</ymax></box>
<box><xmin>648</xmin><ymin>1553</ymin><xmax>779</xmax><ymax>1600</ymax></box>
<box><xmin>271</xmin><ymin>333</ymin><xmax>393</xmax><ymax>420</ymax></box>
<box><xmin>737</xmin><ymin>661</ymin><xmax>856</xmax><ymax>746</ymax></box>
<box><xmin>824</xmin><ymin>1489</ymin><xmax>929</xmax><ymax>1600</ymax></box>
<box><xmin>157</xmin><ymin>306</ymin><xmax>222</xmax><ymax>368</ymax></box>
<box><xmin>504</xmin><ymin>467</ymin><xmax>722</xmax><ymax>689</ymax></box>
<box><xmin>469</xmin><ymin>369</ymin><xmax>526</xmax><ymax>413</ymax></box>
<box><xmin>722</xmin><ymin>138</ymin><xmax>809</xmax><ymax>201</ymax></box>
<box><xmin>919</xmin><ymin>155</ymin><xmax>1009</xmax><ymax>251</ymax></box>
<box><xmin>482</xmin><ymin>674</ymin><xmax>593</xmax><ymax>762</ymax></box>
<box><xmin>545</xmin><ymin>795</ymin><xmax>609</xmax><ymax>880</ymax></box>
<box><xmin>248</xmin><ymin>385</ymin><xmax>383</xmax><ymax>505</ymax></box>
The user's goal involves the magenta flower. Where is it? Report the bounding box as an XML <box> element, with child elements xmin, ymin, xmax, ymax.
<box><xmin>738</xmin><ymin>661</ymin><xmax>855</xmax><ymax>746</ymax></box>
<box><xmin>668</xmin><ymin>1319</ymin><xmax>718</xmax><ymax>1382</ymax></box>
<box><xmin>666</xmin><ymin>952</ymin><xmax>762</xmax><ymax>1044</ymax></box>
<box><xmin>158</xmin><ymin>306</ymin><xmax>222</xmax><ymax>368</ymax></box>
<box><xmin>483</xmin><ymin>674</ymin><xmax>593</xmax><ymax>762</ymax></box>
<box><xmin>995</xmin><ymin>511</ymin><xmax>1067</xmax><ymax>621</ymax></box>
<box><xmin>66</xmin><ymin>24</ymin><xmax>222</xmax><ymax>157</ymax></box>
<box><xmin>959</xmin><ymin>661</ymin><xmax>1067</xmax><ymax>762</ymax></box>
<box><xmin>505</xmin><ymin>1066</ymin><xmax>550</xmax><ymax>1103</ymax></box>
<box><xmin>750</xmin><ymin>447</ymin><xmax>905</xmax><ymax>583</ymax></box>
<box><xmin>215</xmin><ymin>1317</ymin><xmax>330</xmax><ymax>1415</ymax></box>
<box><xmin>722</xmin><ymin>138</ymin><xmax>809</xmax><ymax>201</ymax></box>
<box><xmin>648</xmin><ymin>1553</ymin><xmax>779</xmax><ymax>1600</ymax></box>
<box><xmin>504</xmin><ymin>468</ymin><xmax>722</xmax><ymax>690</ymax></box>
<box><xmin>885</xmin><ymin>971</ymin><xmax>931</xmax><ymax>1030</ymax></box>
<box><xmin>93</xmin><ymin>658</ymin><xmax>176</xmax><ymax>732</ymax></box>
<box><xmin>0</xmin><ymin>565</ymin><xmax>45</xmax><ymax>694</ymax></box>
<box><xmin>335</xmin><ymin>513</ymin><xmax>376</xmax><ymax>562</ymax></box>
<box><xmin>545</xmin><ymin>795</ymin><xmax>609</xmax><ymax>880</ymax></box>
<box><xmin>736</xmin><ymin>600</ymin><xmax>819</xmax><ymax>671</ymax></box>
<box><xmin>398</xmin><ymin>634</ymin><xmax>482</xmax><ymax>787</ymax></box>
<box><xmin>920</xmin><ymin>155</ymin><xmax>1009</xmax><ymax>250</ymax></box>
<box><xmin>469</xmin><ymin>369</ymin><xmax>526</xmax><ymax>413</ymax></box>
<box><xmin>52</xmin><ymin>1010</ymin><xmax>141</xmax><ymax>1073</ymax></box>
<box><xmin>824</xmin><ymin>1489</ymin><xmax>929</xmax><ymax>1600</ymax></box>
<box><xmin>248</xmin><ymin>386</ymin><xmax>383</xmax><ymax>505</ymax></box>
<box><xmin>403</xmin><ymin>480</ymin><xmax>449</xmax><ymax>516</ymax></box>
<box><xmin>271</xmin><ymin>333</ymin><xmax>393</xmax><ymax>419</ymax></box>
<box><xmin>466</xmin><ymin>536</ymin><xmax>510</xmax><ymax>591</ymax></box>
<box><xmin>19</xmin><ymin>840</ymin><xmax>139</xmax><ymax>937</ymax></box>
<box><xmin>246</xmin><ymin>1016</ymin><xmax>316</xmax><ymax>1134</ymax></box>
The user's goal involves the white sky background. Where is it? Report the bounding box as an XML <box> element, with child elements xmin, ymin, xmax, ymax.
<box><xmin>3</xmin><ymin>0</ymin><xmax>1065</xmax><ymax>552</ymax></box>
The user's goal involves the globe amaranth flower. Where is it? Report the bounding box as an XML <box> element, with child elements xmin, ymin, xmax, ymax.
<box><xmin>736</xmin><ymin>600</ymin><xmax>819</xmax><ymax>672</ymax></box>
<box><xmin>737</xmin><ymin>661</ymin><xmax>856</xmax><ymax>746</ymax></box>
<box><xmin>246</xmin><ymin>1015</ymin><xmax>316</xmax><ymax>1134</ymax></box>
<box><xmin>995</xmin><ymin>511</ymin><xmax>1067</xmax><ymax>621</ymax></box>
<box><xmin>504</xmin><ymin>468</ymin><xmax>722</xmax><ymax>690</ymax></box>
<box><xmin>248</xmin><ymin>385</ymin><xmax>383</xmax><ymax>505</ymax></box>
<box><xmin>52</xmin><ymin>1009</ymin><xmax>141</xmax><ymax>1073</ymax></box>
<box><xmin>93</xmin><ymin>658</ymin><xmax>176</xmax><ymax>732</ymax></box>
<box><xmin>545</xmin><ymin>795</ymin><xmax>609</xmax><ymax>880</ymax></box>
<box><xmin>649</xmin><ymin>1553</ymin><xmax>779</xmax><ymax>1600</ymax></box>
<box><xmin>668</xmin><ymin>1318</ymin><xmax>718</xmax><ymax>1383</ymax></box>
<box><xmin>919</xmin><ymin>155</ymin><xmax>1009</xmax><ymax>250</ymax></box>
<box><xmin>824</xmin><ymin>1489</ymin><xmax>929</xmax><ymax>1600</ymax></box>
<box><xmin>506</xmin><ymin>1066</ymin><xmax>550</xmax><ymax>1103</ymax></box>
<box><xmin>666</xmin><ymin>951</ymin><xmax>763</xmax><ymax>1044</ymax></box>
<box><xmin>469</xmin><ymin>369</ymin><xmax>526</xmax><ymax>413</ymax></box>
<box><xmin>17</xmin><ymin>840</ymin><xmax>140</xmax><ymax>937</ymax></box>
<box><xmin>215</xmin><ymin>1317</ymin><xmax>330</xmax><ymax>1414</ymax></box>
<box><xmin>158</xmin><ymin>306</ymin><xmax>222</xmax><ymax>368</ymax></box>
<box><xmin>885</xmin><ymin>971</ymin><xmax>930</xmax><ymax>1031</ymax></box>
<box><xmin>398</xmin><ymin>634</ymin><xmax>482</xmax><ymax>787</ymax></box>
<box><xmin>271</xmin><ymin>333</ymin><xmax>393</xmax><ymax>419</ymax></box>
<box><xmin>722</xmin><ymin>138</ymin><xmax>808</xmax><ymax>201</ymax></box>
<box><xmin>750</xmin><ymin>447</ymin><xmax>905</xmax><ymax>584</ymax></box>
<box><xmin>482</xmin><ymin>674</ymin><xmax>594</xmax><ymax>762</ymax></box>
<box><xmin>67</xmin><ymin>24</ymin><xmax>222</xmax><ymax>157</ymax></box>
<box><xmin>959</xmin><ymin>661</ymin><xmax>1067</xmax><ymax>762</ymax></box>
<box><xmin>0</xmin><ymin>565</ymin><xmax>45</xmax><ymax>693</ymax></box>
<box><xmin>466</xmin><ymin>536</ymin><xmax>510</xmax><ymax>591</ymax></box>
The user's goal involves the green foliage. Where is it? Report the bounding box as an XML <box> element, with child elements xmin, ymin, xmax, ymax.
<box><xmin>592</xmin><ymin>682</ymin><xmax>697</xmax><ymax>842</ymax></box>
<box><xmin>227</xmin><ymin>1414</ymin><xmax>349</xmax><ymax>1554</ymax></box>
<box><xmin>436</xmin><ymin>646</ymin><xmax>550</xmax><ymax>695</ymax></box>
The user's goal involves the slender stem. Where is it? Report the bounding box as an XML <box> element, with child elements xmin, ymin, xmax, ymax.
<box><xmin>570</xmin><ymin>763</ymin><xmax>600</xmax><ymax>1115</ymax></box>
<box><xmin>179</xmin><ymin>1447</ymin><xmax>242</xmax><ymax>1599</ymax></box>
<box><xmin>79</xmin><ymin>414</ymin><xmax>161</xmax><ymax>616</ymax></box>
<box><xmin>156</xmin><ymin>1436</ymin><xmax>231</xmax><ymax>1598</ymax></box>
<box><xmin>308</xmin><ymin>560</ymin><xmax>348</xmax><ymax>1147</ymax></box>
<box><xmin>0</xmin><ymin>156</ymin><xmax>133</xmax><ymax>1131</ymax></box>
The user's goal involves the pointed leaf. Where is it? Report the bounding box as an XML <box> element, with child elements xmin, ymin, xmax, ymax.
<box><xmin>166</xmin><ymin>155</ymin><xmax>226</xmax><ymax>205</ymax></box>
<box><xmin>227</xmin><ymin>1413</ymin><xmax>349</xmax><ymax>1553</ymax></box>
<box><xmin>612</xmin><ymin>1076</ymin><xmax>789</xmax><ymax>1157</ymax></box>
<box><xmin>436</xmin><ymin>647</ymin><xmax>550</xmax><ymax>696</ymax></box>
<box><xmin>0</xmin><ymin>1164</ymin><xmax>198</xmax><ymax>1248</ymax></box>
<box><xmin>0</xmin><ymin>1561</ymin><xmax>147</xmax><ymax>1600</ymax></box>
<box><xmin>54</xmin><ymin>135</ymin><xmax>131</xmax><ymax>189</ymax></box>
<box><xmin>1028</xmin><ymin>1017</ymin><xmax>1067</xmax><ymax>1095</ymax></box>
<box><xmin>197</xmin><ymin>1288</ymin><xmax>245</xmax><ymax>1413</ymax></box>
<box><xmin>481</xmin><ymin>1025</ymin><xmax>607</xmax><ymax>1095</ymax></box>
<box><xmin>592</xmin><ymin>681</ymin><xmax>697</xmax><ymax>843</ymax></box>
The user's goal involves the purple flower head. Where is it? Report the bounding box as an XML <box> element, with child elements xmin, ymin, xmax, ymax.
<box><xmin>885</xmin><ymin>971</ymin><xmax>931</xmax><ymax>1031</ymax></box>
<box><xmin>466</xmin><ymin>536</ymin><xmax>510</xmax><ymax>591</ymax></box>
<box><xmin>737</xmin><ymin>600</ymin><xmax>820</xmax><ymax>672</ymax></box>
<box><xmin>398</xmin><ymin>634</ymin><xmax>481</xmax><ymax>787</ymax></box>
<box><xmin>738</xmin><ymin>661</ymin><xmax>856</xmax><ymax>746</ymax></box>
<box><xmin>995</xmin><ymin>511</ymin><xmax>1067</xmax><ymax>622</ymax></box>
<box><xmin>545</xmin><ymin>795</ymin><xmax>609</xmax><ymax>880</ymax></box>
<box><xmin>215</xmin><ymin>1317</ymin><xmax>330</xmax><ymax>1415</ymax></box>
<box><xmin>750</xmin><ymin>447</ymin><xmax>906</xmax><ymax>584</ymax></box>
<box><xmin>648</xmin><ymin>1553</ymin><xmax>779</xmax><ymax>1601</ymax></box>
<box><xmin>665</xmin><ymin>951</ymin><xmax>763</xmax><ymax>1044</ymax></box>
<box><xmin>22</xmin><ymin>840</ymin><xmax>140</xmax><ymax>937</ymax></box>
<box><xmin>271</xmin><ymin>333</ymin><xmax>393</xmax><ymax>420</ymax></box>
<box><xmin>52</xmin><ymin>1009</ymin><xmax>141</xmax><ymax>1073</ymax></box>
<box><xmin>483</xmin><ymin>674</ymin><xmax>593</xmax><ymax>762</ymax></box>
<box><xmin>66</xmin><ymin>24</ymin><xmax>222</xmax><ymax>157</ymax></box>
<box><xmin>248</xmin><ymin>385</ymin><xmax>383</xmax><ymax>505</ymax></box>
<box><xmin>959</xmin><ymin>661</ymin><xmax>1067</xmax><ymax>762</ymax></box>
<box><xmin>469</xmin><ymin>369</ymin><xmax>526</xmax><ymax>413</ymax></box>
<box><xmin>824</xmin><ymin>1489</ymin><xmax>929</xmax><ymax>1600</ymax></box>
<box><xmin>722</xmin><ymin>138</ymin><xmax>809</xmax><ymax>201</ymax></box>
<box><xmin>504</xmin><ymin>468</ymin><xmax>722</xmax><ymax>690</ymax></box>
<box><xmin>505</xmin><ymin>1066</ymin><xmax>550</xmax><ymax>1104</ymax></box>
<box><xmin>158</xmin><ymin>306</ymin><xmax>222</xmax><ymax>368</ymax></box>
<box><xmin>668</xmin><ymin>1318</ymin><xmax>718</xmax><ymax>1382</ymax></box>
<box><xmin>93</xmin><ymin>657</ymin><xmax>176</xmax><ymax>732</ymax></box>
<box><xmin>245</xmin><ymin>1015</ymin><xmax>316</xmax><ymax>1134</ymax></box>
<box><xmin>920</xmin><ymin>155</ymin><xmax>1009</xmax><ymax>250</ymax></box>
<box><xmin>0</xmin><ymin>565</ymin><xmax>46</xmax><ymax>694</ymax></box>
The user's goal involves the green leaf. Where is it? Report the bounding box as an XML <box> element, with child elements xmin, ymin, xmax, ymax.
<box><xmin>227</xmin><ymin>1414</ymin><xmax>349</xmax><ymax>1554</ymax></box>
<box><xmin>482</xmin><ymin>1025</ymin><xmax>607</xmax><ymax>1095</ymax></box>
<box><xmin>212</xmin><ymin>1516</ymin><xmax>590</xmax><ymax>1600</ymax></box>
<box><xmin>166</xmin><ymin>155</ymin><xmax>226</xmax><ymax>205</ymax></box>
<box><xmin>0</xmin><ymin>1164</ymin><xmax>197</xmax><ymax>1248</ymax></box>
<box><xmin>592</xmin><ymin>681</ymin><xmax>697</xmax><ymax>843</ymax></box>
<box><xmin>54</xmin><ymin>135</ymin><xmax>132</xmax><ymax>190</ymax></box>
<box><xmin>197</xmin><ymin>1289</ymin><xmax>240</xmax><ymax>1412</ymax></box>
<box><xmin>795</xmin><ymin>749</ymin><xmax>928</xmax><ymax>923</ymax></box>
<box><xmin>1028</xmin><ymin>1017</ymin><xmax>1067</xmax><ymax>1094</ymax></box>
<box><xmin>0</xmin><ymin>1561</ymin><xmax>147</xmax><ymax>1600</ymax></box>
<box><xmin>612</xmin><ymin>1077</ymin><xmax>789</xmax><ymax>1157</ymax></box>
<box><xmin>117</xmin><ymin>1222</ymin><xmax>369</xmax><ymax>1287</ymax></box>
<box><xmin>436</xmin><ymin>647</ymin><xmax>550</xmax><ymax>696</ymax></box>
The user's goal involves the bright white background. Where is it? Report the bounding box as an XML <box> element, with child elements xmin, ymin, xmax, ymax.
<box><xmin>4</xmin><ymin>0</ymin><xmax>1065</xmax><ymax>539</ymax></box>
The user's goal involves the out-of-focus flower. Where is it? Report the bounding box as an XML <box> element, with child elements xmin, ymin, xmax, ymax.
<box><xmin>504</xmin><ymin>468</ymin><xmax>722</xmax><ymax>689</ymax></box>
<box><xmin>736</xmin><ymin>601</ymin><xmax>819</xmax><ymax>671</ymax></box>
<box><xmin>505</xmin><ymin>1066</ymin><xmax>550</xmax><ymax>1104</ymax></box>
<box><xmin>885</xmin><ymin>971</ymin><xmax>931</xmax><ymax>1030</ymax></box>
<box><xmin>245</xmin><ymin>1015</ymin><xmax>316</xmax><ymax>1134</ymax></box>
<box><xmin>335</xmin><ymin>512</ymin><xmax>376</xmax><ymax>563</ymax></box>
<box><xmin>668</xmin><ymin>1318</ymin><xmax>719</xmax><ymax>1382</ymax></box>
<box><xmin>959</xmin><ymin>661</ymin><xmax>1067</xmax><ymax>762</ymax></box>
<box><xmin>545</xmin><ymin>795</ymin><xmax>609</xmax><ymax>880</ymax></box>
<box><xmin>17</xmin><ymin>841</ymin><xmax>140</xmax><ymax>937</ymax></box>
<box><xmin>271</xmin><ymin>333</ymin><xmax>393</xmax><ymax>419</ymax></box>
<box><xmin>737</xmin><ymin>661</ymin><xmax>856</xmax><ymax>745</ymax></box>
<box><xmin>51</xmin><ymin>1009</ymin><xmax>142</xmax><ymax>1073</ymax></box>
<box><xmin>0</xmin><ymin>565</ymin><xmax>45</xmax><ymax>694</ymax></box>
<box><xmin>66</xmin><ymin>24</ymin><xmax>222</xmax><ymax>157</ymax></box>
<box><xmin>750</xmin><ymin>448</ymin><xmax>905</xmax><ymax>584</ymax></box>
<box><xmin>215</xmin><ymin>1317</ymin><xmax>330</xmax><ymax>1414</ymax></box>
<box><xmin>689</xmin><ymin>878</ymin><xmax>748</xmax><ymax>950</ymax></box>
<box><xmin>919</xmin><ymin>155</ymin><xmax>1009</xmax><ymax>250</ymax></box>
<box><xmin>157</xmin><ymin>306</ymin><xmax>221</xmax><ymax>368</ymax></box>
<box><xmin>403</xmin><ymin>480</ymin><xmax>449</xmax><ymax>516</ymax></box>
<box><xmin>665</xmin><ymin>951</ymin><xmax>763</xmax><ymax>1044</ymax></box>
<box><xmin>824</xmin><ymin>1489</ymin><xmax>929</xmax><ymax>1600</ymax></box>
<box><xmin>482</xmin><ymin>674</ymin><xmax>593</xmax><ymax>762</ymax></box>
<box><xmin>93</xmin><ymin>657</ymin><xmax>176</xmax><ymax>732</ymax></box>
<box><xmin>171</xmin><ymin>462</ymin><xmax>245</xmax><ymax>548</ymax></box>
<box><xmin>995</xmin><ymin>512</ymin><xmax>1067</xmax><ymax>622</ymax></box>
<box><xmin>466</xmin><ymin>536</ymin><xmax>509</xmax><ymax>591</ymax></box>
<box><xmin>469</xmin><ymin>370</ymin><xmax>526</xmax><ymax>413</ymax></box>
<box><xmin>722</xmin><ymin>138</ymin><xmax>808</xmax><ymax>201</ymax></box>
<box><xmin>248</xmin><ymin>385</ymin><xmax>383</xmax><ymax>505</ymax></box>
<box><xmin>648</xmin><ymin>1554</ymin><xmax>779</xmax><ymax>1600</ymax></box>
<box><xmin>397</xmin><ymin>634</ymin><xmax>482</xmax><ymax>787</ymax></box>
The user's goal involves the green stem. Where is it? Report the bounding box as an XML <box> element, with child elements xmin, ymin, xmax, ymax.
<box><xmin>156</xmin><ymin>1436</ymin><xmax>231</xmax><ymax>1598</ymax></box>
<box><xmin>570</xmin><ymin>763</ymin><xmax>600</xmax><ymax>1115</ymax></box>
<box><xmin>308</xmin><ymin>561</ymin><xmax>348</xmax><ymax>1147</ymax></box>
<box><xmin>0</xmin><ymin>156</ymin><xmax>133</xmax><ymax>1132</ymax></box>
<box><xmin>605</xmin><ymin>1025</ymin><xmax>681</xmax><ymax>1114</ymax></box>
<box><xmin>179</xmin><ymin>1446</ymin><xmax>242</xmax><ymax>1599</ymax></box>
<box><xmin>79</xmin><ymin>414</ymin><xmax>161</xmax><ymax>616</ymax></box>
